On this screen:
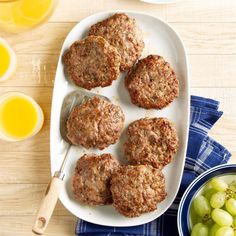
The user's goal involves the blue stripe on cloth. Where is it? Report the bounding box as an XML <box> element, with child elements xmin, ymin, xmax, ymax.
<box><xmin>75</xmin><ymin>96</ymin><xmax>231</xmax><ymax>236</ymax></box>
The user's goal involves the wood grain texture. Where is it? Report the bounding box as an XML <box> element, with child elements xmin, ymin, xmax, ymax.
<box><xmin>0</xmin><ymin>215</ymin><xmax>76</xmax><ymax>236</ymax></box>
<box><xmin>0</xmin><ymin>1</ymin><xmax>236</xmax><ymax>235</ymax></box>
<box><xmin>49</xmin><ymin>0</ymin><xmax>236</xmax><ymax>23</ymax></box>
<box><xmin>11</xmin><ymin>54</ymin><xmax>58</xmax><ymax>87</ymax></box>
<box><xmin>0</xmin><ymin>23</ymin><xmax>74</xmax><ymax>54</ymax></box>
<box><xmin>0</xmin><ymin>184</ymin><xmax>70</xmax><ymax>216</ymax></box>
<box><xmin>0</xmin><ymin>120</ymin><xmax>50</xmax><ymax>152</ymax></box>
<box><xmin>172</xmin><ymin>23</ymin><xmax>236</xmax><ymax>54</ymax></box>
<box><xmin>50</xmin><ymin>0</ymin><xmax>166</xmax><ymax>22</ymax></box>
<box><xmin>189</xmin><ymin>55</ymin><xmax>236</xmax><ymax>88</ymax></box>
<box><xmin>0</xmin><ymin>152</ymin><xmax>50</xmax><ymax>184</ymax></box>
<box><xmin>166</xmin><ymin>0</ymin><xmax>236</xmax><ymax>23</ymax></box>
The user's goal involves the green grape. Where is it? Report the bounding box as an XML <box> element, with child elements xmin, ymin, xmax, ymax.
<box><xmin>205</xmin><ymin>219</ymin><xmax>214</xmax><ymax>228</ymax></box>
<box><xmin>211</xmin><ymin>178</ymin><xmax>228</xmax><ymax>192</ymax></box>
<box><xmin>191</xmin><ymin>223</ymin><xmax>208</xmax><ymax>236</ymax></box>
<box><xmin>225</xmin><ymin>198</ymin><xmax>236</xmax><ymax>216</ymax></box>
<box><xmin>233</xmin><ymin>216</ymin><xmax>236</xmax><ymax>227</ymax></box>
<box><xmin>210</xmin><ymin>192</ymin><xmax>226</xmax><ymax>208</ymax></box>
<box><xmin>205</xmin><ymin>188</ymin><xmax>217</xmax><ymax>201</ymax></box>
<box><xmin>209</xmin><ymin>224</ymin><xmax>221</xmax><ymax>236</ymax></box>
<box><xmin>203</xmin><ymin>182</ymin><xmax>214</xmax><ymax>193</ymax></box>
<box><xmin>215</xmin><ymin>226</ymin><xmax>234</xmax><ymax>236</ymax></box>
<box><xmin>222</xmin><ymin>205</ymin><xmax>228</xmax><ymax>211</ymax></box>
<box><xmin>212</xmin><ymin>209</ymin><xmax>233</xmax><ymax>226</ymax></box>
<box><xmin>190</xmin><ymin>205</ymin><xmax>202</xmax><ymax>225</ymax></box>
<box><xmin>193</xmin><ymin>195</ymin><xmax>211</xmax><ymax>217</ymax></box>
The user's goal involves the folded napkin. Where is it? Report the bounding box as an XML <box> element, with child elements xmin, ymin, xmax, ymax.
<box><xmin>76</xmin><ymin>95</ymin><xmax>231</xmax><ymax>236</ymax></box>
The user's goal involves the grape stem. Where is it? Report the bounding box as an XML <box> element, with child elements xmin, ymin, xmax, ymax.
<box><xmin>202</xmin><ymin>214</ymin><xmax>211</xmax><ymax>224</ymax></box>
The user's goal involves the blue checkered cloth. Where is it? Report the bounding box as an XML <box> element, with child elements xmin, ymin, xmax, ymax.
<box><xmin>76</xmin><ymin>95</ymin><xmax>231</xmax><ymax>236</ymax></box>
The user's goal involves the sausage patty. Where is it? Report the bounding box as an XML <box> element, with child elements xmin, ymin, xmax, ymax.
<box><xmin>88</xmin><ymin>13</ymin><xmax>144</xmax><ymax>71</ymax></box>
<box><xmin>124</xmin><ymin>118</ymin><xmax>178</xmax><ymax>169</ymax></box>
<box><xmin>67</xmin><ymin>96</ymin><xmax>125</xmax><ymax>150</ymax></box>
<box><xmin>125</xmin><ymin>55</ymin><xmax>179</xmax><ymax>109</ymax></box>
<box><xmin>111</xmin><ymin>165</ymin><xmax>167</xmax><ymax>217</ymax></box>
<box><xmin>72</xmin><ymin>153</ymin><xmax>119</xmax><ymax>205</ymax></box>
<box><xmin>63</xmin><ymin>35</ymin><xmax>121</xmax><ymax>90</ymax></box>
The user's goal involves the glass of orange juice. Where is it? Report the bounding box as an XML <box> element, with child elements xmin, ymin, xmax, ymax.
<box><xmin>0</xmin><ymin>92</ymin><xmax>44</xmax><ymax>141</ymax></box>
<box><xmin>0</xmin><ymin>0</ymin><xmax>58</xmax><ymax>33</ymax></box>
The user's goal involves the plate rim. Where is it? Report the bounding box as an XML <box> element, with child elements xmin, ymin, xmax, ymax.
<box><xmin>50</xmin><ymin>9</ymin><xmax>190</xmax><ymax>227</ymax></box>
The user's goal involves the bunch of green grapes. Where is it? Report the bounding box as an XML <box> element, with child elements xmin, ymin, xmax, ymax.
<box><xmin>190</xmin><ymin>178</ymin><xmax>236</xmax><ymax>236</ymax></box>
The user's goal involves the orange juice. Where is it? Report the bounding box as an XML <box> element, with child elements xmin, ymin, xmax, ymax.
<box><xmin>0</xmin><ymin>92</ymin><xmax>44</xmax><ymax>141</ymax></box>
<box><xmin>0</xmin><ymin>37</ymin><xmax>17</xmax><ymax>82</ymax></box>
<box><xmin>0</xmin><ymin>0</ymin><xmax>57</xmax><ymax>33</ymax></box>
<box><xmin>0</xmin><ymin>42</ymin><xmax>10</xmax><ymax>77</ymax></box>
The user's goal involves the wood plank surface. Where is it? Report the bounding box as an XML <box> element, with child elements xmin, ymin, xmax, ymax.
<box><xmin>0</xmin><ymin>0</ymin><xmax>236</xmax><ymax>235</ymax></box>
<box><xmin>0</xmin><ymin>215</ymin><xmax>76</xmax><ymax>236</ymax></box>
<box><xmin>11</xmin><ymin>54</ymin><xmax>58</xmax><ymax>87</ymax></box>
<box><xmin>0</xmin><ymin>184</ymin><xmax>70</xmax><ymax>216</ymax></box>
<box><xmin>173</xmin><ymin>23</ymin><xmax>236</xmax><ymax>54</ymax></box>
<box><xmin>166</xmin><ymin>0</ymin><xmax>236</xmax><ymax>23</ymax></box>
<box><xmin>0</xmin><ymin>120</ymin><xmax>50</xmax><ymax>152</ymax></box>
<box><xmin>0</xmin><ymin>152</ymin><xmax>50</xmax><ymax>184</ymax></box>
<box><xmin>0</xmin><ymin>23</ymin><xmax>74</xmax><ymax>54</ymax></box>
<box><xmin>49</xmin><ymin>0</ymin><xmax>236</xmax><ymax>23</ymax></box>
<box><xmin>189</xmin><ymin>55</ymin><xmax>236</xmax><ymax>88</ymax></box>
<box><xmin>50</xmin><ymin>0</ymin><xmax>166</xmax><ymax>22</ymax></box>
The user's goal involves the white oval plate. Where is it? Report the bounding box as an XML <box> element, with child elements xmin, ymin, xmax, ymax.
<box><xmin>50</xmin><ymin>10</ymin><xmax>190</xmax><ymax>227</ymax></box>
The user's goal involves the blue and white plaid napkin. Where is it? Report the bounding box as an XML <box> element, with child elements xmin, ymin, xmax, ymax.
<box><xmin>76</xmin><ymin>95</ymin><xmax>231</xmax><ymax>236</ymax></box>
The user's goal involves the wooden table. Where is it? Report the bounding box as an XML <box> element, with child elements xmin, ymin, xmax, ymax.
<box><xmin>0</xmin><ymin>0</ymin><xmax>236</xmax><ymax>235</ymax></box>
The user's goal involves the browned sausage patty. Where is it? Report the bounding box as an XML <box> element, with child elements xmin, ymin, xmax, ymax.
<box><xmin>63</xmin><ymin>35</ymin><xmax>121</xmax><ymax>90</ymax></box>
<box><xmin>125</xmin><ymin>55</ymin><xmax>179</xmax><ymax>109</ymax></box>
<box><xmin>111</xmin><ymin>165</ymin><xmax>166</xmax><ymax>217</ymax></box>
<box><xmin>124</xmin><ymin>118</ymin><xmax>178</xmax><ymax>169</ymax></box>
<box><xmin>72</xmin><ymin>153</ymin><xmax>119</xmax><ymax>205</ymax></box>
<box><xmin>88</xmin><ymin>13</ymin><xmax>144</xmax><ymax>71</ymax></box>
<box><xmin>67</xmin><ymin>96</ymin><xmax>125</xmax><ymax>150</ymax></box>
